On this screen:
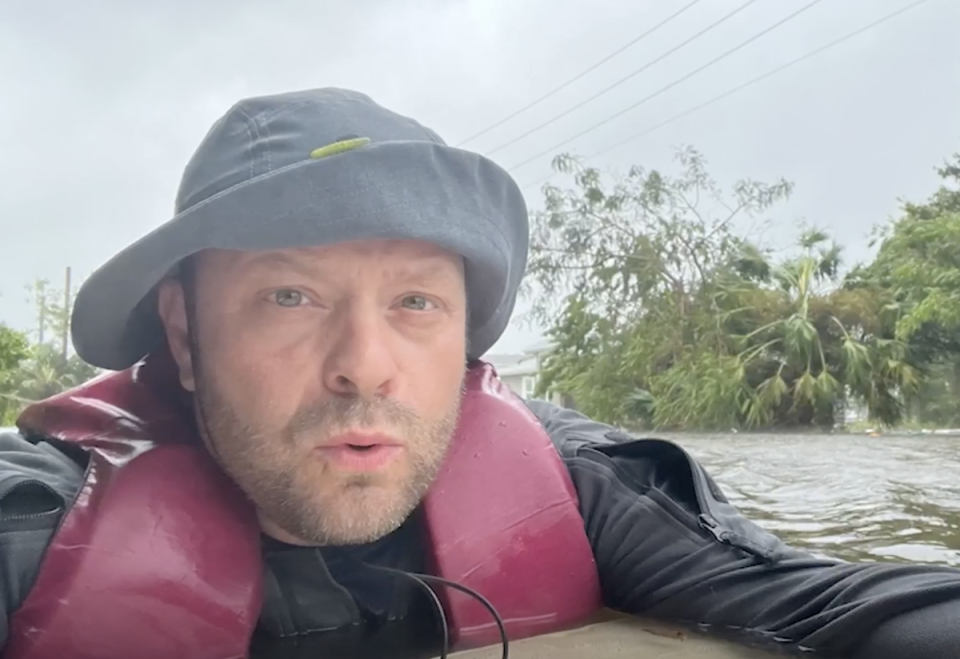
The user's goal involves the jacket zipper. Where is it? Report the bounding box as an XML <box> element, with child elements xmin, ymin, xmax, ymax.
<box><xmin>600</xmin><ymin>432</ymin><xmax>729</xmax><ymax>542</ymax></box>
<box><xmin>681</xmin><ymin>452</ymin><xmax>738</xmax><ymax>547</ymax></box>
<box><xmin>686</xmin><ymin>455</ymin><xmax>779</xmax><ymax>563</ymax></box>
<box><xmin>0</xmin><ymin>478</ymin><xmax>64</xmax><ymax>522</ymax></box>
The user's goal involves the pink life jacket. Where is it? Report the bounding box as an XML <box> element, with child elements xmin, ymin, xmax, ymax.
<box><xmin>7</xmin><ymin>351</ymin><xmax>602</xmax><ymax>659</ymax></box>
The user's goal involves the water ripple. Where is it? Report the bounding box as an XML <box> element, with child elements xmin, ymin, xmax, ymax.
<box><xmin>664</xmin><ymin>433</ymin><xmax>960</xmax><ymax>566</ymax></box>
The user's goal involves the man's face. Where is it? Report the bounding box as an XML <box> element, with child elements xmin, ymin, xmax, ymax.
<box><xmin>157</xmin><ymin>239</ymin><xmax>467</xmax><ymax>546</ymax></box>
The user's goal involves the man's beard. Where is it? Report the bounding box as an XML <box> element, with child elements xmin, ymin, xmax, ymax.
<box><xmin>192</xmin><ymin>368</ymin><xmax>461</xmax><ymax>546</ymax></box>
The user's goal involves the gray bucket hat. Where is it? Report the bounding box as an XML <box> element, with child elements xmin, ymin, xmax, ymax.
<box><xmin>71</xmin><ymin>88</ymin><xmax>529</xmax><ymax>370</ymax></box>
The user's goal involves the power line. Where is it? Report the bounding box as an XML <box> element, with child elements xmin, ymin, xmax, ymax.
<box><xmin>506</xmin><ymin>0</ymin><xmax>825</xmax><ymax>172</ymax></box>
<box><xmin>482</xmin><ymin>0</ymin><xmax>759</xmax><ymax>157</ymax></box>
<box><xmin>590</xmin><ymin>0</ymin><xmax>936</xmax><ymax>163</ymax></box>
<box><xmin>455</xmin><ymin>0</ymin><xmax>704</xmax><ymax>148</ymax></box>
<box><xmin>520</xmin><ymin>0</ymin><xmax>935</xmax><ymax>193</ymax></box>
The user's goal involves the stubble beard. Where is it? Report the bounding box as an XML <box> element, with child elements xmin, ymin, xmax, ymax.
<box><xmin>192</xmin><ymin>368</ymin><xmax>462</xmax><ymax>546</ymax></box>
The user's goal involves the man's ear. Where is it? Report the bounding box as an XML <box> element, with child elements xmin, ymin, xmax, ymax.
<box><xmin>156</xmin><ymin>279</ymin><xmax>196</xmax><ymax>392</ymax></box>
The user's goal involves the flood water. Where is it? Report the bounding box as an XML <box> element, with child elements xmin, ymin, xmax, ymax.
<box><xmin>669</xmin><ymin>432</ymin><xmax>960</xmax><ymax>566</ymax></box>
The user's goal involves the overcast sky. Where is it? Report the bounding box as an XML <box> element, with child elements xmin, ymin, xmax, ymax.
<box><xmin>2</xmin><ymin>0</ymin><xmax>957</xmax><ymax>356</ymax></box>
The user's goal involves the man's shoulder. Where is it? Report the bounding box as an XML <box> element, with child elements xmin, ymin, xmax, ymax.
<box><xmin>0</xmin><ymin>426</ymin><xmax>86</xmax><ymax>545</ymax></box>
<box><xmin>0</xmin><ymin>428</ymin><xmax>87</xmax><ymax>501</ymax></box>
<box><xmin>0</xmin><ymin>429</ymin><xmax>86</xmax><ymax>642</ymax></box>
<box><xmin>524</xmin><ymin>400</ymin><xmax>633</xmax><ymax>457</ymax></box>
<box><xmin>522</xmin><ymin>400</ymin><xmax>699</xmax><ymax>495</ymax></box>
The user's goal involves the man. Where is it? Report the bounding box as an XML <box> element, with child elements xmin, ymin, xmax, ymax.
<box><xmin>1</xmin><ymin>88</ymin><xmax>958</xmax><ymax>659</ymax></box>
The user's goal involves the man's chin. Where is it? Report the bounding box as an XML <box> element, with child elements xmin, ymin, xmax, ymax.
<box><xmin>297</xmin><ymin>484</ymin><xmax>421</xmax><ymax>544</ymax></box>
<box><xmin>313</xmin><ymin>512</ymin><xmax>410</xmax><ymax>546</ymax></box>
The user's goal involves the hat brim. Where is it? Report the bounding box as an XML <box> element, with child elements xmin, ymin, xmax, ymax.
<box><xmin>72</xmin><ymin>141</ymin><xmax>528</xmax><ymax>370</ymax></box>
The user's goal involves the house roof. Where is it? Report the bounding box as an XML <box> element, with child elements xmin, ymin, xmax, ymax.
<box><xmin>482</xmin><ymin>353</ymin><xmax>526</xmax><ymax>369</ymax></box>
<box><xmin>523</xmin><ymin>339</ymin><xmax>555</xmax><ymax>355</ymax></box>
<box><xmin>494</xmin><ymin>353</ymin><xmax>540</xmax><ymax>377</ymax></box>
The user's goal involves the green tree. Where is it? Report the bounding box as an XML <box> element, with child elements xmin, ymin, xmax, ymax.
<box><xmin>12</xmin><ymin>342</ymin><xmax>99</xmax><ymax>403</ymax></box>
<box><xmin>0</xmin><ymin>325</ymin><xmax>30</xmax><ymax>426</ymax></box>
<box><xmin>728</xmin><ymin>231</ymin><xmax>915</xmax><ymax>428</ymax></box>
<box><xmin>524</xmin><ymin>148</ymin><xmax>768</xmax><ymax>423</ymax></box>
<box><xmin>24</xmin><ymin>273</ymin><xmax>77</xmax><ymax>359</ymax></box>
<box><xmin>1</xmin><ymin>272</ymin><xmax>99</xmax><ymax>424</ymax></box>
<box><xmin>849</xmin><ymin>152</ymin><xmax>960</xmax><ymax>427</ymax></box>
<box><xmin>527</xmin><ymin>148</ymin><xmax>922</xmax><ymax>430</ymax></box>
<box><xmin>526</xmin><ymin>147</ymin><xmax>790</xmax><ymax>426</ymax></box>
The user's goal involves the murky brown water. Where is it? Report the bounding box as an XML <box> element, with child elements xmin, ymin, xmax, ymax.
<box><xmin>459</xmin><ymin>435</ymin><xmax>958</xmax><ymax>658</ymax></box>
<box><xmin>667</xmin><ymin>432</ymin><xmax>960</xmax><ymax>566</ymax></box>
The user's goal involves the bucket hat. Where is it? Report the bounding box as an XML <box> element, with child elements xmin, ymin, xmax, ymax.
<box><xmin>70</xmin><ymin>88</ymin><xmax>528</xmax><ymax>370</ymax></box>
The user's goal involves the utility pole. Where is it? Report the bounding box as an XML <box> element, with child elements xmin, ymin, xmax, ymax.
<box><xmin>37</xmin><ymin>283</ymin><xmax>46</xmax><ymax>345</ymax></box>
<box><xmin>61</xmin><ymin>267</ymin><xmax>72</xmax><ymax>360</ymax></box>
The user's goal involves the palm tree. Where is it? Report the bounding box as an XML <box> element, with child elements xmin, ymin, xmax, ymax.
<box><xmin>737</xmin><ymin>231</ymin><xmax>916</xmax><ymax>427</ymax></box>
<box><xmin>4</xmin><ymin>343</ymin><xmax>100</xmax><ymax>421</ymax></box>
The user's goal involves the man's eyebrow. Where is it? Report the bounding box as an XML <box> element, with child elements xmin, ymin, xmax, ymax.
<box><xmin>237</xmin><ymin>251</ymin><xmax>463</xmax><ymax>282</ymax></box>
<box><xmin>239</xmin><ymin>252</ymin><xmax>321</xmax><ymax>277</ymax></box>
<box><xmin>392</xmin><ymin>260</ymin><xmax>463</xmax><ymax>282</ymax></box>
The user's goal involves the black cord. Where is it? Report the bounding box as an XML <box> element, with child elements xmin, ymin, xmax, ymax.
<box><xmin>367</xmin><ymin>565</ymin><xmax>509</xmax><ymax>659</ymax></box>
<box><xmin>398</xmin><ymin>571</ymin><xmax>451</xmax><ymax>658</ymax></box>
<box><xmin>410</xmin><ymin>571</ymin><xmax>509</xmax><ymax>659</ymax></box>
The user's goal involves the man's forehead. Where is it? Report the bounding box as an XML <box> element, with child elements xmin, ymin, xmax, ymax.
<box><xmin>198</xmin><ymin>240</ymin><xmax>463</xmax><ymax>276</ymax></box>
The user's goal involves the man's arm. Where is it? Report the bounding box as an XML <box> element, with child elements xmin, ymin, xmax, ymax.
<box><xmin>527</xmin><ymin>401</ymin><xmax>960</xmax><ymax>658</ymax></box>
<box><xmin>0</xmin><ymin>429</ymin><xmax>85</xmax><ymax>648</ymax></box>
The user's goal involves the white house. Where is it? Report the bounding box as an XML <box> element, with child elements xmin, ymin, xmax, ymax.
<box><xmin>482</xmin><ymin>341</ymin><xmax>568</xmax><ymax>406</ymax></box>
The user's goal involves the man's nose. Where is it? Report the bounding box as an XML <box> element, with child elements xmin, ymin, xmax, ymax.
<box><xmin>321</xmin><ymin>303</ymin><xmax>400</xmax><ymax>399</ymax></box>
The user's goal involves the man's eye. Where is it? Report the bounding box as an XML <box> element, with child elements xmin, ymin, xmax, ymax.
<box><xmin>271</xmin><ymin>289</ymin><xmax>304</xmax><ymax>307</ymax></box>
<box><xmin>401</xmin><ymin>295</ymin><xmax>433</xmax><ymax>311</ymax></box>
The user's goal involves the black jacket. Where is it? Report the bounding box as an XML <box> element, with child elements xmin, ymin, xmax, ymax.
<box><xmin>0</xmin><ymin>401</ymin><xmax>958</xmax><ymax>658</ymax></box>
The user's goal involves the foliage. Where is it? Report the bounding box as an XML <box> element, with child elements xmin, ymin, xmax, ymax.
<box><xmin>0</xmin><ymin>275</ymin><xmax>99</xmax><ymax>426</ymax></box>
<box><xmin>0</xmin><ymin>325</ymin><xmax>30</xmax><ymax>425</ymax></box>
<box><xmin>24</xmin><ymin>276</ymin><xmax>76</xmax><ymax>356</ymax></box>
<box><xmin>847</xmin><ymin>153</ymin><xmax>960</xmax><ymax>428</ymax></box>
<box><xmin>527</xmin><ymin>147</ymin><xmax>789</xmax><ymax>425</ymax></box>
<box><xmin>11</xmin><ymin>342</ymin><xmax>100</xmax><ymax>404</ymax></box>
<box><xmin>852</xmin><ymin>156</ymin><xmax>960</xmax><ymax>342</ymax></box>
<box><xmin>527</xmin><ymin>147</ymin><xmax>939</xmax><ymax>430</ymax></box>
